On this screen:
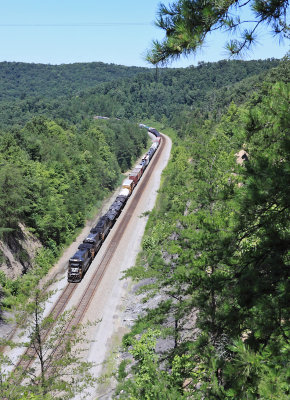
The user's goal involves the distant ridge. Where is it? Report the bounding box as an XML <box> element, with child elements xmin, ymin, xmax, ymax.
<box><xmin>0</xmin><ymin>61</ymin><xmax>148</xmax><ymax>101</ymax></box>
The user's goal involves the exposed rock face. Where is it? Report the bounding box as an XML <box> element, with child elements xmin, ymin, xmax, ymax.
<box><xmin>0</xmin><ymin>223</ymin><xmax>42</xmax><ymax>279</ymax></box>
<box><xmin>235</xmin><ymin>149</ymin><xmax>249</xmax><ymax>165</ymax></box>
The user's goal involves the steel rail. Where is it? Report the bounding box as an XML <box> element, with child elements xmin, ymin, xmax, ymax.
<box><xmin>49</xmin><ymin>134</ymin><xmax>166</xmax><ymax>356</ymax></box>
<box><xmin>13</xmin><ymin>133</ymin><xmax>166</xmax><ymax>374</ymax></box>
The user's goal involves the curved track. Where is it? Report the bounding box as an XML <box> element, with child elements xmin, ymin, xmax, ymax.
<box><xmin>55</xmin><ymin>133</ymin><xmax>166</xmax><ymax>330</ymax></box>
<box><xmin>15</xmin><ymin>133</ymin><xmax>167</xmax><ymax>372</ymax></box>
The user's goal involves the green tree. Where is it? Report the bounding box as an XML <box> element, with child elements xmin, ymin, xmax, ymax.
<box><xmin>0</xmin><ymin>287</ymin><xmax>96</xmax><ymax>399</ymax></box>
<box><xmin>0</xmin><ymin>163</ymin><xmax>30</xmax><ymax>235</ymax></box>
<box><xmin>115</xmin><ymin>329</ymin><xmax>184</xmax><ymax>399</ymax></box>
<box><xmin>147</xmin><ymin>0</ymin><xmax>289</xmax><ymax>64</ymax></box>
<box><xmin>118</xmin><ymin>74</ymin><xmax>289</xmax><ymax>397</ymax></box>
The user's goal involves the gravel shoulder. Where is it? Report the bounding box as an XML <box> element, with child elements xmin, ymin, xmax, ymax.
<box><xmin>77</xmin><ymin>134</ymin><xmax>172</xmax><ymax>399</ymax></box>
<box><xmin>1</xmin><ymin>134</ymin><xmax>172</xmax><ymax>399</ymax></box>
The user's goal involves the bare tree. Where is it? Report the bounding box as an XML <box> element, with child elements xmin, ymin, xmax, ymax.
<box><xmin>0</xmin><ymin>287</ymin><xmax>97</xmax><ymax>399</ymax></box>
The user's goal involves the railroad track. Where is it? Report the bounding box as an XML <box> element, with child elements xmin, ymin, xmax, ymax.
<box><xmin>14</xmin><ymin>133</ymin><xmax>166</xmax><ymax>373</ymax></box>
<box><xmin>65</xmin><ymin>133</ymin><xmax>166</xmax><ymax>327</ymax></box>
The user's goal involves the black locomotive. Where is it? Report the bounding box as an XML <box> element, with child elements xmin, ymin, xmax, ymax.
<box><xmin>67</xmin><ymin>128</ymin><xmax>161</xmax><ymax>282</ymax></box>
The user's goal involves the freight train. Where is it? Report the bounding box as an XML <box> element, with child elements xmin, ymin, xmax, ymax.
<box><xmin>67</xmin><ymin>128</ymin><xmax>161</xmax><ymax>282</ymax></box>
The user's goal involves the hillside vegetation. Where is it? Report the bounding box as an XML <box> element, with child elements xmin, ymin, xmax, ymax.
<box><xmin>0</xmin><ymin>59</ymin><xmax>278</xmax><ymax>129</ymax></box>
<box><xmin>115</xmin><ymin>58</ymin><xmax>290</xmax><ymax>399</ymax></box>
<box><xmin>0</xmin><ymin>117</ymin><xmax>147</xmax><ymax>306</ymax></box>
<box><xmin>0</xmin><ymin>61</ymin><xmax>147</xmax><ymax>101</ymax></box>
<box><xmin>0</xmin><ymin>56</ymin><xmax>288</xmax><ymax>398</ymax></box>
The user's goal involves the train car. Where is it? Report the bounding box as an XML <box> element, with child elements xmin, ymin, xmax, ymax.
<box><xmin>116</xmin><ymin>188</ymin><xmax>130</xmax><ymax>203</ymax></box>
<box><xmin>134</xmin><ymin>164</ymin><xmax>144</xmax><ymax>175</ymax></box>
<box><xmin>110</xmin><ymin>199</ymin><xmax>125</xmax><ymax>214</ymax></box>
<box><xmin>140</xmin><ymin>159</ymin><xmax>147</xmax><ymax>169</ymax></box>
<box><xmin>128</xmin><ymin>172</ymin><xmax>138</xmax><ymax>187</ymax></box>
<box><xmin>105</xmin><ymin>209</ymin><xmax>119</xmax><ymax>225</ymax></box>
<box><xmin>154</xmin><ymin>137</ymin><xmax>161</xmax><ymax>146</ymax></box>
<box><xmin>68</xmin><ymin>244</ymin><xmax>93</xmax><ymax>282</ymax></box>
<box><xmin>109</xmin><ymin>201</ymin><xmax>123</xmax><ymax>215</ymax></box>
<box><xmin>129</xmin><ymin>168</ymin><xmax>142</xmax><ymax>186</ymax></box>
<box><xmin>134</xmin><ymin>165</ymin><xmax>143</xmax><ymax>177</ymax></box>
<box><xmin>128</xmin><ymin>171</ymin><xmax>139</xmax><ymax>186</ymax></box>
<box><xmin>83</xmin><ymin>231</ymin><xmax>102</xmax><ymax>257</ymax></box>
<box><xmin>93</xmin><ymin>215</ymin><xmax>112</xmax><ymax>240</ymax></box>
<box><xmin>151</xmin><ymin>142</ymin><xmax>158</xmax><ymax>152</ymax></box>
<box><xmin>78</xmin><ymin>242</ymin><xmax>94</xmax><ymax>256</ymax></box>
<box><xmin>142</xmin><ymin>154</ymin><xmax>150</xmax><ymax>168</ymax></box>
<box><xmin>67</xmin><ymin>127</ymin><xmax>161</xmax><ymax>282</ymax></box>
<box><xmin>122</xmin><ymin>178</ymin><xmax>134</xmax><ymax>193</ymax></box>
<box><xmin>148</xmin><ymin>127</ymin><xmax>160</xmax><ymax>137</ymax></box>
<box><xmin>147</xmin><ymin>148</ymin><xmax>155</xmax><ymax>161</ymax></box>
<box><xmin>90</xmin><ymin>225</ymin><xmax>102</xmax><ymax>235</ymax></box>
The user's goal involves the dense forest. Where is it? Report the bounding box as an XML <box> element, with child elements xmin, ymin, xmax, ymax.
<box><xmin>0</xmin><ymin>54</ymin><xmax>289</xmax><ymax>398</ymax></box>
<box><xmin>0</xmin><ymin>61</ymin><xmax>147</xmax><ymax>101</ymax></box>
<box><xmin>0</xmin><ymin>59</ymin><xmax>279</xmax><ymax>128</ymax></box>
<box><xmin>115</xmin><ymin>58</ymin><xmax>290</xmax><ymax>398</ymax></box>
<box><xmin>0</xmin><ymin>116</ymin><xmax>147</xmax><ymax>306</ymax></box>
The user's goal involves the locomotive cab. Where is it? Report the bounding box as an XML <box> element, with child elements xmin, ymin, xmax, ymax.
<box><xmin>94</xmin><ymin>215</ymin><xmax>112</xmax><ymax>240</ymax></box>
<box><xmin>68</xmin><ymin>259</ymin><xmax>83</xmax><ymax>282</ymax></box>
<box><xmin>84</xmin><ymin>232</ymin><xmax>102</xmax><ymax>255</ymax></box>
<box><xmin>68</xmin><ymin>246</ymin><xmax>92</xmax><ymax>282</ymax></box>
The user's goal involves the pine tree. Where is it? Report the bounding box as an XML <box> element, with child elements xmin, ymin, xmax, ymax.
<box><xmin>147</xmin><ymin>0</ymin><xmax>289</xmax><ymax>64</ymax></box>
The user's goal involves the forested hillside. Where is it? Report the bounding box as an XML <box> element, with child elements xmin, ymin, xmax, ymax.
<box><xmin>115</xmin><ymin>58</ymin><xmax>290</xmax><ymax>398</ymax></box>
<box><xmin>0</xmin><ymin>61</ymin><xmax>147</xmax><ymax>101</ymax></box>
<box><xmin>0</xmin><ymin>58</ymin><xmax>277</xmax><ymax>309</ymax></box>
<box><xmin>0</xmin><ymin>54</ymin><xmax>288</xmax><ymax>398</ymax></box>
<box><xmin>0</xmin><ymin>59</ymin><xmax>278</xmax><ymax>129</ymax></box>
<box><xmin>0</xmin><ymin>117</ymin><xmax>147</xmax><ymax>306</ymax></box>
<box><xmin>0</xmin><ymin>57</ymin><xmax>284</xmax><ymax>303</ymax></box>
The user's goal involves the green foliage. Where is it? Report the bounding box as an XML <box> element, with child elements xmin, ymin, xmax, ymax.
<box><xmin>0</xmin><ymin>116</ymin><xmax>146</xmax><ymax>248</ymax></box>
<box><xmin>0</xmin><ymin>163</ymin><xmax>30</xmax><ymax>234</ymax></box>
<box><xmin>147</xmin><ymin>0</ymin><xmax>289</xmax><ymax>64</ymax></box>
<box><xmin>1</xmin><ymin>288</ymin><xmax>97</xmax><ymax>399</ymax></box>
<box><xmin>115</xmin><ymin>329</ymin><xmax>184</xmax><ymax>399</ymax></box>
<box><xmin>0</xmin><ymin>56</ymin><xmax>288</xmax><ymax>398</ymax></box>
<box><xmin>0</xmin><ymin>61</ymin><xmax>147</xmax><ymax>102</ymax></box>
<box><xmin>0</xmin><ymin>59</ymin><xmax>279</xmax><ymax>129</ymax></box>
<box><xmin>117</xmin><ymin>62</ymin><xmax>290</xmax><ymax>397</ymax></box>
<box><xmin>0</xmin><ymin>247</ymin><xmax>56</xmax><ymax>308</ymax></box>
<box><xmin>0</xmin><ymin>114</ymin><xmax>147</xmax><ymax>308</ymax></box>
